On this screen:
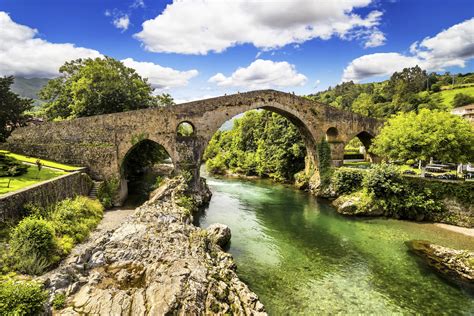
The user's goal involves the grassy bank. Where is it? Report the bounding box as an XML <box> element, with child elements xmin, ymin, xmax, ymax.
<box><xmin>0</xmin><ymin>166</ymin><xmax>66</xmax><ymax>195</ymax></box>
<box><xmin>0</xmin><ymin>150</ymin><xmax>81</xmax><ymax>171</ymax></box>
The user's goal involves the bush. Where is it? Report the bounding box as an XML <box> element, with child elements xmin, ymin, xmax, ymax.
<box><xmin>9</xmin><ymin>217</ymin><xmax>59</xmax><ymax>274</ymax></box>
<box><xmin>51</xmin><ymin>196</ymin><xmax>103</xmax><ymax>243</ymax></box>
<box><xmin>97</xmin><ymin>178</ymin><xmax>120</xmax><ymax>208</ymax></box>
<box><xmin>52</xmin><ymin>292</ymin><xmax>66</xmax><ymax>310</ymax></box>
<box><xmin>363</xmin><ymin>163</ymin><xmax>405</xmax><ymax>198</ymax></box>
<box><xmin>332</xmin><ymin>168</ymin><xmax>365</xmax><ymax>195</ymax></box>
<box><xmin>0</xmin><ymin>276</ymin><xmax>48</xmax><ymax>315</ymax></box>
<box><xmin>206</xmin><ymin>153</ymin><xmax>227</xmax><ymax>175</ymax></box>
<box><xmin>0</xmin><ymin>154</ymin><xmax>28</xmax><ymax>177</ymax></box>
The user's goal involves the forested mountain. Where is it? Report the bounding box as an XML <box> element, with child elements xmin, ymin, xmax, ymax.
<box><xmin>11</xmin><ymin>77</ymin><xmax>49</xmax><ymax>105</ymax></box>
<box><xmin>308</xmin><ymin>68</ymin><xmax>474</xmax><ymax>118</ymax></box>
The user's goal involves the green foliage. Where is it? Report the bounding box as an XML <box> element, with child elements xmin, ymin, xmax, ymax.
<box><xmin>9</xmin><ymin>217</ymin><xmax>58</xmax><ymax>275</ymax></box>
<box><xmin>452</xmin><ymin>93</ymin><xmax>474</xmax><ymax>108</ymax></box>
<box><xmin>0</xmin><ymin>76</ymin><xmax>34</xmax><ymax>142</ymax></box>
<box><xmin>308</xmin><ymin>67</ymin><xmax>472</xmax><ymax>118</ymax></box>
<box><xmin>363</xmin><ymin>163</ymin><xmax>405</xmax><ymax>198</ymax></box>
<box><xmin>359</xmin><ymin>163</ymin><xmax>442</xmax><ymax>219</ymax></box>
<box><xmin>5</xmin><ymin>197</ymin><xmax>103</xmax><ymax>276</ymax></box>
<box><xmin>152</xmin><ymin>176</ymin><xmax>164</xmax><ymax>190</ymax></box>
<box><xmin>0</xmin><ymin>276</ymin><xmax>48</xmax><ymax>315</ymax></box>
<box><xmin>204</xmin><ymin>110</ymin><xmax>306</xmax><ymax>182</ymax></box>
<box><xmin>177</xmin><ymin>122</ymin><xmax>194</xmax><ymax>137</ymax></box>
<box><xmin>39</xmin><ymin>57</ymin><xmax>157</xmax><ymax>120</ymax></box>
<box><xmin>0</xmin><ymin>153</ymin><xmax>28</xmax><ymax>177</ymax></box>
<box><xmin>97</xmin><ymin>178</ymin><xmax>120</xmax><ymax>208</ymax></box>
<box><xmin>317</xmin><ymin>138</ymin><xmax>332</xmax><ymax>187</ymax></box>
<box><xmin>153</xmin><ymin>93</ymin><xmax>175</xmax><ymax>107</ymax></box>
<box><xmin>51</xmin><ymin>196</ymin><xmax>104</xmax><ymax>243</ymax></box>
<box><xmin>176</xmin><ymin>195</ymin><xmax>196</xmax><ymax>214</ymax></box>
<box><xmin>332</xmin><ymin>168</ymin><xmax>365</xmax><ymax>195</ymax></box>
<box><xmin>370</xmin><ymin>109</ymin><xmax>474</xmax><ymax>163</ymax></box>
<box><xmin>52</xmin><ymin>292</ymin><xmax>67</xmax><ymax>310</ymax></box>
<box><xmin>404</xmin><ymin>177</ymin><xmax>474</xmax><ymax>206</ymax></box>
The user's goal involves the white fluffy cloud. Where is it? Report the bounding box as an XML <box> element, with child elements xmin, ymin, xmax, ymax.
<box><xmin>0</xmin><ymin>11</ymin><xmax>102</xmax><ymax>78</ymax></box>
<box><xmin>208</xmin><ymin>59</ymin><xmax>307</xmax><ymax>89</ymax></box>
<box><xmin>0</xmin><ymin>12</ymin><xmax>198</xmax><ymax>90</ymax></box>
<box><xmin>113</xmin><ymin>15</ymin><xmax>130</xmax><ymax>31</ymax></box>
<box><xmin>343</xmin><ymin>18</ymin><xmax>474</xmax><ymax>81</ymax></box>
<box><xmin>135</xmin><ymin>0</ymin><xmax>384</xmax><ymax>55</ymax></box>
<box><xmin>364</xmin><ymin>30</ymin><xmax>386</xmax><ymax>48</ymax></box>
<box><xmin>121</xmin><ymin>58</ymin><xmax>198</xmax><ymax>89</ymax></box>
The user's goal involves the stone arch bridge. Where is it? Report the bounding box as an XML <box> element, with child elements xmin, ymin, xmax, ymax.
<box><xmin>2</xmin><ymin>90</ymin><xmax>382</xmax><ymax>201</ymax></box>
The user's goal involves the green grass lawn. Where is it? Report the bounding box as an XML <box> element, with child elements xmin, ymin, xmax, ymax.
<box><xmin>0</xmin><ymin>165</ymin><xmax>66</xmax><ymax>195</ymax></box>
<box><xmin>436</xmin><ymin>86</ymin><xmax>474</xmax><ymax>108</ymax></box>
<box><xmin>0</xmin><ymin>150</ymin><xmax>81</xmax><ymax>171</ymax></box>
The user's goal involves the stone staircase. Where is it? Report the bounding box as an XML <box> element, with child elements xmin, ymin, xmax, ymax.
<box><xmin>88</xmin><ymin>181</ymin><xmax>102</xmax><ymax>200</ymax></box>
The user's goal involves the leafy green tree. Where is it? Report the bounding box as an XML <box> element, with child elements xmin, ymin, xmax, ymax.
<box><xmin>204</xmin><ymin>110</ymin><xmax>306</xmax><ymax>182</ymax></box>
<box><xmin>370</xmin><ymin>109</ymin><xmax>474</xmax><ymax>163</ymax></box>
<box><xmin>0</xmin><ymin>76</ymin><xmax>33</xmax><ymax>141</ymax></box>
<box><xmin>154</xmin><ymin>93</ymin><xmax>175</xmax><ymax>107</ymax></box>
<box><xmin>452</xmin><ymin>93</ymin><xmax>474</xmax><ymax>108</ymax></box>
<box><xmin>39</xmin><ymin>57</ymin><xmax>156</xmax><ymax>120</ymax></box>
<box><xmin>385</xmin><ymin>66</ymin><xmax>427</xmax><ymax>102</ymax></box>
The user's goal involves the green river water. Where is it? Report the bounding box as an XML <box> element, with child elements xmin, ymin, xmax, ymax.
<box><xmin>196</xmin><ymin>175</ymin><xmax>474</xmax><ymax>315</ymax></box>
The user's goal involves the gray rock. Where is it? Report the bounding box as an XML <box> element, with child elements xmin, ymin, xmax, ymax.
<box><xmin>40</xmin><ymin>177</ymin><xmax>266</xmax><ymax>315</ymax></box>
<box><xmin>207</xmin><ymin>223</ymin><xmax>232</xmax><ymax>247</ymax></box>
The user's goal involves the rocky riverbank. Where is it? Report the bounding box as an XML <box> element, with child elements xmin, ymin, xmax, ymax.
<box><xmin>40</xmin><ymin>176</ymin><xmax>266</xmax><ymax>315</ymax></box>
<box><xmin>406</xmin><ymin>240</ymin><xmax>474</xmax><ymax>290</ymax></box>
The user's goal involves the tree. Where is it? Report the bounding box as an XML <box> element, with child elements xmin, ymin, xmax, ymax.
<box><xmin>204</xmin><ymin>110</ymin><xmax>306</xmax><ymax>182</ymax></box>
<box><xmin>385</xmin><ymin>66</ymin><xmax>427</xmax><ymax>102</ymax></box>
<box><xmin>0</xmin><ymin>76</ymin><xmax>33</xmax><ymax>141</ymax></box>
<box><xmin>370</xmin><ymin>109</ymin><xmax>474</xmax><ymax>163</ymax></box>
<box><xmin>154</xmin><ymin>93</ymin><xmax>175</xmax><ymax>107</ymax></box>
<box><xmin>39</xmin><ymin>57</ymin><xmax>156</xmax><ymax>120</ymax></box>
<box><xmin>452</xmin><ymin>93</ymin><xmax>474</xmax><ymax>108</ymax></box>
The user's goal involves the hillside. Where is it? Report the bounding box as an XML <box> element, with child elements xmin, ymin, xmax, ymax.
<box><xmin>308</xmin><ymin>69</ymin><xmax>474</xmax><ymax>118</ymax></box>
<box><xmin>437</xmin><ymin>84</ymin><xmax>474</xmax><ymax>107</ymax></box>
<box><xmin>11</xmin><ymin>77</ymin><xmax>49</xmax><ymax>105</ymax></box>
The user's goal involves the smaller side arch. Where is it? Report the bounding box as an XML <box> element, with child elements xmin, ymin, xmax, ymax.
<box><xmin>176</xmin><ymin>121</ymin><xmax>195</xmax><ymax>137</ymax></box>
<box><xmin>326</xmin><ymin>127</ymin><xmax>340</xmax><ymax>143</ymax></box>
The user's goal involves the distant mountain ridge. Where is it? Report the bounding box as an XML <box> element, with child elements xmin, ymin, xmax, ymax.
<box><xmin>11</xmin><ymin>77</ymin><xmax>49</xmax><ymax>102</ymax></box>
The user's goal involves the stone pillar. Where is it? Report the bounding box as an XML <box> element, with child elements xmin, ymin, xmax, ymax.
<box><xmin>174</xmin><ymin>136</ymin><xmax>205</xmax><ymax>192</ymax></box>
<box><xmin>328</xmin><ymin>142</ymin><xmax>345</xmax><ymax>167</ymax></box>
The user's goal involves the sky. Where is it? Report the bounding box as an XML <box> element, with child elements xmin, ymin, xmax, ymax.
<box><xmin>0</xmin><ymin>0</ymin><xmax>473</xmax><ymax>103</ymax></box>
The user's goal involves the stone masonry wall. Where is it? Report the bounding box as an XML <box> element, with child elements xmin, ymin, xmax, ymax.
<box><xmin>0</xmin><ymin>171</ymin><xmax>93</xmax><ymax>222</ymax></box>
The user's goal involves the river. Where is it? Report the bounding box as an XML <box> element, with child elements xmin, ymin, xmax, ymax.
<box><xmin>196</xmin><ymin>175</ymin><xmax>474</xmax><ymax>315</ymax></box>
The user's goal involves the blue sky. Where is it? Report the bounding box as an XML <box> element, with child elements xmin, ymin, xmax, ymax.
<box><xmin>0</xmin><ymin>0</ymin><xmax>473</xmax><ymax>102</ymax></box>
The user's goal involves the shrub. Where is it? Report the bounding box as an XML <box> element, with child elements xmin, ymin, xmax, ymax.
<box><xmin>51</xmin><ymin>196</ymin><xmax>103</xmax><ymax>243</ymax></box>
<box><xmin>363</xmin><ymin>163</ymin><xmax>405</xmax><ymax>198</ymax></box>
<box><xmin>0</xmin><ymin>154</ymin><xmax>28</xmax><ymax>177</ymax></box>
<box><xmin>9</xmin><ymin>217</ymin><xmax>58</xmax><ymax>274</ymax></box>
<box><xmin>332</xmin><ymin>168</ymin><xmax>365</xmax><ymax>195</ymax></box>
<box><xmin>0</xmin><ymin>276</ymin><xmax>48</xmax><ymax>315</ymax></box>
<box><xmin>152</xmin><ymin>176</ymin><xmax>163</xmax><ymax>190</ymax></box>
<box><xmin>97</xmin><ymin>178</ymin><xmax>120</xmax><ymax>208</ymax></box>
<box><xmin>52</xmin><ymin>292</ymin><xmax>67</xmax><ymax>310</ymax></box>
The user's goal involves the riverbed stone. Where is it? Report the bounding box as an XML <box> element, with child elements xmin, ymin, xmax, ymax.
<box><xmin>207</xmin><ymin>223</ymin><xmax>232</xmax><ymax>247</ymax></box>
<box><xmin>40</xmin><ymin>176</ymin><xmax>266</xmax><ymax>315</ymax></box>
<box><xmin>406</xmin><ymin>240</ymin><xmax>474</xmax><ymax>288</ymax></box>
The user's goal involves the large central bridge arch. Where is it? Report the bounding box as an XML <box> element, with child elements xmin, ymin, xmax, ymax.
<box><xmin>2</xmin><ymin>90</ymin><xmax>383</xmax><ymax>204</ymax></box>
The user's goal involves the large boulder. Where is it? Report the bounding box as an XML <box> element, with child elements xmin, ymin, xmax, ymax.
<box><xmin>406</xmin><ymin>240</ymin><xmax>474</xmax><ymax>289</ymax></box>
<box><xmin>207</xmin><ymin>223</ymin><xmax>231</xmax><ymax>247</ymax></box>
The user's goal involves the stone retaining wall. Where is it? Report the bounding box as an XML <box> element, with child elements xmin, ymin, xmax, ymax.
<box><xmin>0</xmin><ymin>171</ymin><xmax>93</xmax><ymax>222</ymax></box>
